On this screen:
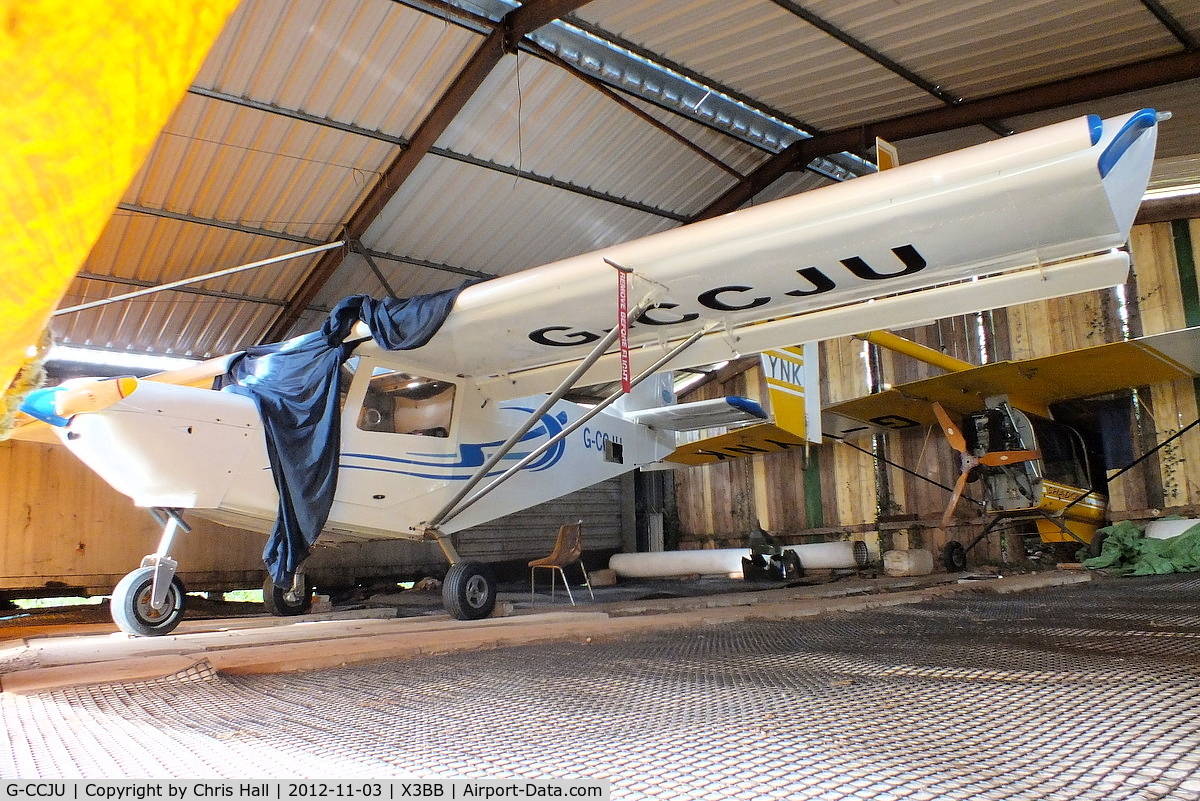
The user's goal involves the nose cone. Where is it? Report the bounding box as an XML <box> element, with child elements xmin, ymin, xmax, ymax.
<box><xmin>20</xmin><ymin>386</ymin><xmax>70</xmax><ymax>426</ymax></box>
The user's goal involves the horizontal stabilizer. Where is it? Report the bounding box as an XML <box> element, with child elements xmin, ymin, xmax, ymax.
<box><xmin>626</xmin><ymin>396</ymin><xmax>767</xmax><ymax>431</ymax></box>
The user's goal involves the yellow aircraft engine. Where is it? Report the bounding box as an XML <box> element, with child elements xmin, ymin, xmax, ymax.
<box><xmin>934</xmin><ymin>400</ymin><xmax>1108</xmax><ymax>569</ymax></box>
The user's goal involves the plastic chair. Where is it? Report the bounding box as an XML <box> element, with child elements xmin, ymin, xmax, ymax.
<box><xmin>529</xmin><ymin>520</ymin><xmax>594</xmax><ymax>605</ymax></box>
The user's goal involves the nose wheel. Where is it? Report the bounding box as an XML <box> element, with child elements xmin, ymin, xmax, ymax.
<box><xmin>111</xmin><ymin>566</ymin><xmax>187</xmax><ymax>636</ymax></box>
<box><xmin>110</xmin><ymin>507</ymin><xmax>191</xmax><ymax>636</ymax></box>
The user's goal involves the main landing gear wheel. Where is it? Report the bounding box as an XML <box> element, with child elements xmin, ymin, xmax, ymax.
<box><xmin>443</xmin><ymin>560</ymin><xmax>497</xmax><ymax>620</ymax></box>
<box><xmin>943</xmin><ymin>540</ymin><xmax>968</xmax><ymax>572</ymax></box>
<box><xmin>263</xmin><ymin>575</ymin><xmax>313</xmax><ymax>616</ymax></box>
<box><xmin>111</xmin><ymin>566</ymin><xmax>187</xmax><ymax>636</ymax></box>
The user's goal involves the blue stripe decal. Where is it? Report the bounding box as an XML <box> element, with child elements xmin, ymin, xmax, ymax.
<box><xmin>339</xmin><ymin>404</ymin><xmax>569</xmax><ymax>480</ymax></box>
<box><xmin>1087</xmin><ymin>114</ymin><xmax>1103</xmax><ymax>146</ymax></box>
<box><xmin>1097</xmin><ymin>108</ymin><xmax>1157</xmax><ymax>179</ymax></box>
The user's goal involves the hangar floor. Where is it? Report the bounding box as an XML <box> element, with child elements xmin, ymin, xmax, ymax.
<box><xmin>3</xmin><ymin>572</ymin><xmax>1200</xmax><ymax>799</ymax></box>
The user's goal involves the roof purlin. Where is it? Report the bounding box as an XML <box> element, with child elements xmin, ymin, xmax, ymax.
<box><xmin>187</xmin><ymin>87</ymin><xmax>686</xmax><ymax>222</ymax></box>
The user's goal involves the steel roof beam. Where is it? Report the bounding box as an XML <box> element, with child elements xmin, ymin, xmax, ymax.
<box><xmin>766</xmin><ymin>0</ymin><xmax>959</xmax><ymax>105</ymax></box>
<box><xmin>262</xmin><ymin>0</ymin><xmax>595</xmax><ymax>343</ymax></box>
<box><xmin>117</xmin><ymin>202</ymin><xmax>495</xmax><ymax>281</ymax></box>
<box><xmin>1136</xmin><ymin>192</ymin><xmax>1200</xmax><ymax>225</ymax></box>
<box><xmin>117</xmin><ymin>202</ymin><xmax>330</xmax><ymax>246</ymax></box>
<box><xmin>1139</xmin><ymin>0</ymin><xmax>1200</xmax><ymax>50</ymax></box>
<box><xmin>398</xmin><ymin>0</ymin><xmax>782</xmax><ymax>167</ymax></box>
<box><xmin>693</xmin><ymin>49</ymin><xmax>1200</xmax><ymax>221</ymax></box>
<box><xmin>767</xmin><ymin>0</ymin><xmax>1012</xmax><ymax>138</ymax></box>
<box><xmin>522</xmin><ymin>39</ymin><xmax>745</xmax><ymax>180</ymax></box>
<box><xmin>74</xmin><ymin>272</ymin><xmax>291</xmax><ymax>308</ymax></box>
<box><xmin>553</xmin><ymin>14</ymin><xmax>868</xmax><ymax>181</ymax></box>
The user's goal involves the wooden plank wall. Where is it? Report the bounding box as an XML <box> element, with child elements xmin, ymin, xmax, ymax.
<box><xmin>0</xmin><ymin>439</ymin><xmax>266</xmax><ymax>595</ymax></box>
<box><xmin>674</xmin><ymin>368</ymin><xmax>762</xmax><ymax>547</ymax></box>
<box><xmin>1121</xmin><ymin>220</ymin><xmax>1200</xmax><ymax>515</ymax></box>
<box><xmin>671</xmin><ymin>217</ymin><xmax>1200</xmax><ymax>565</ymax></box>
<box><xmin>672</xmin><ymin>342</ymin><xmax>877</xmax><ymax>552</ymax></box>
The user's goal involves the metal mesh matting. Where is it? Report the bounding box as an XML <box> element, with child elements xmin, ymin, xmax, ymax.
<box><xmin>5</xmin><ymin>574</ymin><xmax>1200</xmax><ymax>799</ymax></box>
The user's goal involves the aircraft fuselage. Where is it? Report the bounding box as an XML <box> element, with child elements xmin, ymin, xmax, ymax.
<box><xmin>56</xmin><ymin>352</ymin><xmax>675</xmax><ymax>542</ymax></box>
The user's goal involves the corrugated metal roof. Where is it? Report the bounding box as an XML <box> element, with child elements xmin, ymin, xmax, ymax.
<box><xmin>197</xmin><ymin>0</ymin><xmax>483</xmax><ymax>140</ymax></box>
<box><xmin>44</xmin><ymin>0</ymin><xmax>1200</xmax><ymax>359</ymax></box>
<box><xmin>127</xmin><ymin>96</ymin><xmax>379</xmax><ymax>244</ymax></box>
<box><xmin>574</xmin><ymin>0</ymin><xmax>938</xmax><ymax>130</ymax></box>
<box><xmin>806</xmin><ymin>0</ymin><xmax>1180</xmax><ymax>114</ymax></box>
<box><xmin>364</xmin><ymin>154</ymin><xmax>675</xmax><ymax>275</ymax></box>
<box><xmin>435</xmin><ymin>55</ymin><xmax>733</xmax><ymax>218</ymax></box>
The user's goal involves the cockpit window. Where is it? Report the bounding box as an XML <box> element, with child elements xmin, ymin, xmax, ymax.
<box><xmin>357</xmin><ymin>370</ymin><xmax>454</xmax><ymax>437</ymax></box>
<box><xmin>1032</xmin><ymin>418</ymin><xmax>1091</xmax><ymax>489</ymax></box>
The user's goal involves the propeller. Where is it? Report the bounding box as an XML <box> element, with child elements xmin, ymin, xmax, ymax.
<box><xmin>931</xmin><ymin>402</ymin><xmax>1041</xmax><ymax>530</ymax></box>
<box><xmin>932</xmin><ymin>400</ymin><xmax>967</xmax><ymax>454</ymax></box>
<box><xmin>20</xmin><ymin>376</ymin><xmax>140</xmax><ymax>426</ymax></box>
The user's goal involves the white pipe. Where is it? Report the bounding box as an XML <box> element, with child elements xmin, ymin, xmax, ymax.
<box><xmin>609</xmin><ymin>541</ymin><xmax>866</xmax><ymax>578</ymax></box>
<box><xmin>1144</xmin><ymin>519</ymin><xmax>1200</xmax><ymax>540</ymax></box>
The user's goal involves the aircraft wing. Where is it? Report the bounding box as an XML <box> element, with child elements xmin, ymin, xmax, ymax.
<box><xmin>356</xmin><ymin>110</ymin><xmax>1159</xmax><ymax>402</ymax></box>
<box><xmin>822</xmin><ymin>327</ymin><xmax>1200</xmax><ymax>439</ymax></box>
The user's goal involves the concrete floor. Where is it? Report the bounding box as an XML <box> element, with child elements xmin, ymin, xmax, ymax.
<box><xmin>2</xmin><ymin>570</ymin><xmax>1200</xmax><ymax>799</ymax></box>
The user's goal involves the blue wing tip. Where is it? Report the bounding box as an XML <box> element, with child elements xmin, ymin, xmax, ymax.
<box><xmin>20</xmin><ymin>387</ymin><xmax>70</xmax><ymax>427</ymax></box>
<box><xmin>1097</xmin><ymin>108</ymin><xmax>1158</xmax><ymax>179</ymax></box>
<box><xmin>726</xmin><ymin>396</ymin><xmax>768</xmax><ymax>419</ymax></box>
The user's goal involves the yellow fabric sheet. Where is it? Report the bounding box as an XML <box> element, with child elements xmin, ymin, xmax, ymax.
<box><xmin>0</xmin><ymin>0</ymin><xmax>239</xmax><ymax>392</ymax></box>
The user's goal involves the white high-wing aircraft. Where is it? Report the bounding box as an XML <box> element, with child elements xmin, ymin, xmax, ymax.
<box><xmin>21</xmin><ymin>109</ymin><xmax>1160</xmax><ymax>635</ymax></box>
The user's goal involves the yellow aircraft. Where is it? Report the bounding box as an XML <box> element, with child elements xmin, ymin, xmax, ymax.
<box><xmin>823</xmin><ymin>328</ymin><xmax>1200</xmax><ymax>568</ymax></box>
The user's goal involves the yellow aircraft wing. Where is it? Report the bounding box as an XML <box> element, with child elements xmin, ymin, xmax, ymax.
<box><xmin>822</xmin><ymin>327</ymin><xmax>1200</xmax><ymax>438</ymax></box>
<box><xmin>667</xmin><ymin>423</ymin><xmax>809</xmax><ymax>465</ymax></box>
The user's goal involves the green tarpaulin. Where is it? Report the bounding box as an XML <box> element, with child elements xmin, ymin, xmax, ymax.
<box><xmin>1083</xmin><ymin>518</ymin><xmax>1200</xmax><ymax>575</ymax></box>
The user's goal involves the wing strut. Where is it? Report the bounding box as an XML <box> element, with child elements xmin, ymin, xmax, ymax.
<box><xmin>420</xmin><ymin>294</ymin><xmax>657</xmax><ymax>545</ymax></box>
<box><xmin>439</xmin><ymin>323</ymin><xmax>714</xmax><ymax>528</ymax></box>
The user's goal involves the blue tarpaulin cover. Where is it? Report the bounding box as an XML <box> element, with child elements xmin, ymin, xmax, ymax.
<box><xmin>222</xmin><ymin>289</ymin><xmax>466</xmax><ymax>586</ymax></box>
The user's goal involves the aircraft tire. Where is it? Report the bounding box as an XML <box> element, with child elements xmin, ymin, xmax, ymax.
<box><xmin>1085</xmin><ymin>531</ymin><xmax>1108</xmax><ymax>560</ymax></box>
<box><xmin>443</xmin><ymin>561</ymin><xmax>497</xmax><ymax>620</ymax></box>
<box><xmin>111</xmin><ymin>566</ymin><xmax>187</xmax><ymax>637</ymax></box>
<box><xmin>263</xmin><ymin>575</ymin><xmax>313</xmax><ymax>616</ymax></box>
<box><xmin>943</xmin><ymin>540</ymin><xmax>967</xmax><ymax>572</ymax></box>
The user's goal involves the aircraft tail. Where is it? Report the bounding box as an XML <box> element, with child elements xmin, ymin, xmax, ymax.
<box><xmin>667</xmin><ymin>344</ymin><xmax>821</xmax><ymax>465</ymax></box>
